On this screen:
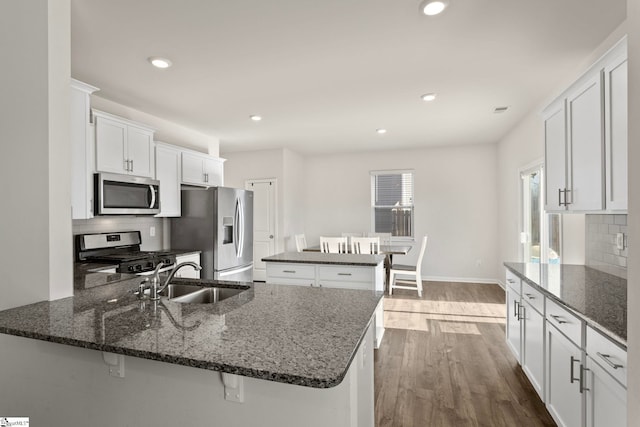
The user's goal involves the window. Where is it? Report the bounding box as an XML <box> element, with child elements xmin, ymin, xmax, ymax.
<box><xmin>520</xmin><ymin>164</ymin><xmax>562</xmax><ymax>264</ymax></box>
<box><xmin>371</xmin><ymin>170</ymin><xmax>414</xmax><ymax>238</ymax></box>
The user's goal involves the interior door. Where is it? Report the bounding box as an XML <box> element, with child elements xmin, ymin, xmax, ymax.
<box><xmin>247</xmin><ymin>179</ymin><xmax>276</xmax><ymax>281</ymax></box>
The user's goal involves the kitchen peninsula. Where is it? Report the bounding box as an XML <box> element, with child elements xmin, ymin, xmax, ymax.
<box><xmin>0</xmin><ymin>276</ymin><xmax>381</xmax><ymax>427</ymax></box>
<box><xmin>263</xmin><ymin>251</ymin><xmax>386</xmax><ymax>348</ymax></box>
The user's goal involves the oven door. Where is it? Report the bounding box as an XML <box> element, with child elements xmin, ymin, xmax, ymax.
<box><xmin>95</xmin><ymin>173</ymin><xmax>160</xmax><ymax>215</ymax></box>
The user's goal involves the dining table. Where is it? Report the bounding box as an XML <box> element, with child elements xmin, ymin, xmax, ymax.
<box><xmin>303</xmin><ymin>244</ymin><xmax>413</xmax><ymax>290</ymax></box>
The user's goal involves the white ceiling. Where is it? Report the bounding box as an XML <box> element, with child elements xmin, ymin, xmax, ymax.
<box><xmin>71</xmin><ymin>0</ymin><xmax>626</xmax><ymax>155</ymax></box>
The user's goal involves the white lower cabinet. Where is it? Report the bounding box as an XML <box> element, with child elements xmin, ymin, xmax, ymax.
<box><xmin>585</xmin><ymin>355</ymin><xmax>626</xmax><ymax>427</ymax></box>
<box><xmin>521</xmin><ymin>298</ymin><xmax>545</xmax><ymax>398</ymax></box>
<box><xmin>505</xmin><ymin>285</ymin><xmax>522</xmax><ymax>361</ymax></box>
<box><xmin>174</xmin><ymin>253</ymin><xmax>201</xmax><ymax>279</ymax></box>
<box><xmin>506</xmin><ymin>268</ymin><xmax>627</xmax><ymax>427</ymax></box>
<box><xmin>545</xmin><ymin>323</ymin><xmax>584</xmax><ymax>427</ymax></box>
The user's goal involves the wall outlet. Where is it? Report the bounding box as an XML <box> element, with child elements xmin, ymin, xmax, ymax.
<box><xmin>150</xmin><ymin>226</ymin><xmax>156</xmax><ymax>237</ymax></box>
<box><xmin>616</xmin><ymin>233</ymin><xmax>625</xmax><ymax>250</ymax></box>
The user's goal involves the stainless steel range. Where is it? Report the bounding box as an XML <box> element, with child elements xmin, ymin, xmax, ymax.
<box><xmin>76</xmin><ymin>231</ymin><xmax>176</xmax><ymax>275</ymax></box>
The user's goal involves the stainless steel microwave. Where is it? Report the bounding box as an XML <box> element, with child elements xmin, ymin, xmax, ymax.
<box><xmin>94</xmin><ymin>173</ymin><xmax>160</xmax><ymax>215</ymax></box>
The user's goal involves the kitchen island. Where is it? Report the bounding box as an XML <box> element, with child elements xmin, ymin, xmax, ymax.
<box><xmin>0</xmin><ymin>276</ymin><xmax>381</xmax><ymax>427</ymax></box>
<box><xmin>263</xmin><ymin>251</ymin><xmax>386</xmax><ymax>348</ymax></box>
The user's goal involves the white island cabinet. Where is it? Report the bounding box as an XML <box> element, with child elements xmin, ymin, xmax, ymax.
<box><xmin>264</xmin><ymin>252</ymin><xmax>385</xmax><ymax>349</ymax></box>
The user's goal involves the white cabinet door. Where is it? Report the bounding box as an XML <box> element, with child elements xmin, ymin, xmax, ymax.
<box><xmin>174</xmin><ymin>253</ymin><xmax>201</xmax><ymax>278</ymax></box>
<box><xmin>127</xmin><ymin>126</ymin><xmax>154</xmax><ymax>178</ymax></box>
<box><xmin>70</xmin><ymin>80</ymin><xmax>98</xmax><ymax>219</ymax></box>
<box><xmin>566</xmin><ymin>74</ymin><xmax>604</xmax><ymax>211</ymax></box>
<box><xmin>522</xmin><ymin>301</ymin><xmax>545</xmax><ymax>399</ymax></box>
<box><xmin>95</xmin><ymin>116</ymin><xmax>128</xmax><ymax>174</ymax></box>
<box><xmin>204</xmin><ymin>157</ymin><xmax>224</xmax><ymax>186</ymax></box>
<box><xmin>506</xmin><ymin>286</ymin><xmax>522</xmax><ymax>361</ymax></box>
<box><xmin>544</xmin><ymin>101</ymin><xmax>568</xmax><ymax>212</ymax></box>
<box><xmin>604</xmin><ymin>55</ymin><xmax>628</xmax><ymax>211</ymax></box>
<box><xmin>181</xmin><ymin>152</ymin><xmax>206</xmax><ymax>185</ymax></box>
<box><xmin>546</xmin><ymin>323</ymin><xmax>583</xmax><ymax>427</ymax></box>
<box><xmin>585</xmin><ymin>356</ymin><xmax>626</xmax><ymax>427</ymax></box>
<box><xmin>155</xmin><ymin>145</ymin><xmax>181</xmax><ymax>217</ymax></box>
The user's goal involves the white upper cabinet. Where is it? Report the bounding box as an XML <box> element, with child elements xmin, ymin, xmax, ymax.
<box><xmin>566</xmin><ymin>74</ymin><xmax>604</xmax><ymax>211</ymax></box>
<box><xmin>70</xmin><ymin>79</ymin><xmax>99</xmax><ymax>220</ymax></box>
<box><xmin>155</xmin><ymin>143</ymin><xmax>182</xmax><ymax>217</ymax></box>
<box><xmin>544</xmin><ymin>101</ymin><xmax>567</xmax><ymax>212</ymax></box>
<box><xmin>94</xmin><ymin>110</ymin><xmax>154</xmax><ymax>178</ymax></box>
<box><xmin>543</xmin><ymin>37</ymin><xmax>627</xmax><ymax>213</ymax></box>
<box><xmin>181</xmin><ymin>151</ymin><xmax>225</xmax><ymax>186</ymax></box>
<box><xmin>604</xmin><ymin>54</ymin><xmax>628</xmax><ymax>211</ymax></box>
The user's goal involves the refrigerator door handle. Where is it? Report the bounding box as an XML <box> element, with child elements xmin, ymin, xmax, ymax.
<box><xmin>234</xmin><ymin>197</ymin><xmax>241</xmax><ymax>258</ymax></box>
<box><xmin>238</xmin><ymin>197</ymin><xmax>244</xmax><ymax>258</ymax></box>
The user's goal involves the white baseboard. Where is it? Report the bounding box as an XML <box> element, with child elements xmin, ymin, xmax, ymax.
<box><xmin>421</xmin><ymin>275</ymin><xmax>500</xmax><ymax>285</ymax></box>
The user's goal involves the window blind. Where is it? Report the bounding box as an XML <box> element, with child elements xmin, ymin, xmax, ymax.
<box><xmin>371</xmin><ymin>171</ymin><xmax>414</xmax><ymax>237</ymax></box>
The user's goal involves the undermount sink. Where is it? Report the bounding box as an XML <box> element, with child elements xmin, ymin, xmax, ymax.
<box><xmin>159</xmin><ymin>284</ymin><xmax>204</xmax><ymax>299</ymax></box>
<box><xmin>161</xmin><ymin>284</ymin><xmax>245</xmax><ymax>304</ymax></box>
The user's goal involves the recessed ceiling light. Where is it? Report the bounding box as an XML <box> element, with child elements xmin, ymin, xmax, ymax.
<box><xmin>250</xmin><ymin>115</ymin><xmax>262</xmax><ymax>121</ymax></box>
<box><xmin>420</xmin><ymin>0</ymin><xmax>449</xmax><ymax>16</ymax></box>
<box><xmin>421</xmin><ymin>93</ymin><xmax>437</xmax><ymax>102</ymax></box>
<box><xmin>148</xmin><ymin>57</ymin><xmax>172</xmax><ymax>69</ymax></box>
<box><xmin>376</xmin><ymin>128</ymin><xmax>387</xmax><ymax>134</ymax></box>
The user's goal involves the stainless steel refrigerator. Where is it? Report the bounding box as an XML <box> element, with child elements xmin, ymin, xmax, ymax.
<box><xmin>171</xmin><ymin>186</ymin><xmax>253</xmax><ymax>282</ymax></box>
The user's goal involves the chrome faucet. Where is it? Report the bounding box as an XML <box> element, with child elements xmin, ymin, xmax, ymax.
<box><xmin>144</xmin><ymin>261</ymin><xmax>202</xmax><ymax>301</ymax></box>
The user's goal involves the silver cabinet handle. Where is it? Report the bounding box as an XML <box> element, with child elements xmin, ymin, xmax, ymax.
<box><xmin>524</xmin><ymin>293</ymin><xmax>535</xmax><ymax>300</ymax></box>
<box><xmin>507</xmin><ymin>279</ymin><xmax>515</xmax><ymax>284</ymax></box>
<box><xmin>570</xmin><ymin>356</ymin><xmax>580</xmax><ymax>384</ymax></box>
<box><xmin>596</xmin><ymin>352</ymin><xmax>623</xmax><ymax>370</ymax></box>
<box><xmin>283</xmin><ymin>270</ymin><xmax>296</xmax><ymax>274</ymax></box>
<box><xmin>579</xmin><ymin>365</ymin><xmax>589</xmax><ymax>393</ymax></box>
<box><xmin>130</xmin><ymin>159</ymin><xmax>134</xmax><ymax>172</ymax></box>
<box><xmin>558</xmin><ymin>188</ymin><xmax>563</xmax><ymax>206</ymax></box>
<box><xmin>517</xmin><ymin>304</ymin><xmax>524</xmax><ymax>321</ymax></box>
<box><xmin>513</xmin><ymin>301</ymin><xmax>520</xmax><ymax>318</ymax></box>
<box><xmin>550</xmin><ymin>314</ymin><xmax>567</xmax><ymax>324</ymax></box>
<box><xmin>338</xmin><ymin>273</ymin><xmax>352</xmax><ymax>276</ymax></box>
<box><xmin>564</xmin><ymin>188</ymin><xmax>571</xmax><ymax>205</ymax></box>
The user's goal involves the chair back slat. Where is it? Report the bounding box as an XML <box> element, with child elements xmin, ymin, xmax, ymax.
<box><xmin>351</xmin><ymin>237</ymin><xmax>380</xmax><ymax>254</ymax></box>
<box><xmin>320</xmin><ymin>236</ymin><xmax>348</xmax><ymax>254</ymax></box>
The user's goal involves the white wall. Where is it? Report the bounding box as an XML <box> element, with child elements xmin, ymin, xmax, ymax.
<box><xmin>627</xmin><ymin>0</ymin><xmax>640</xmax><ymax>421</ymax></box>
<box><xmin>0</xmin><ymin>0</ymin><xmax>73</xmax><ymax>309</ymax></box>
<box><xmin>90</xmin><ymin>95</ymin><xmax>220</xmax><ymax>156</ymax></box>
<box><xmin>282</xmin><ymin>149</ymin><xmax>306</xmax><ymax>251</ymax></box>
<box><xmin>303</xmin><ymin>144</ymin><xmax>500</xmax><ymax>283</ymax></box>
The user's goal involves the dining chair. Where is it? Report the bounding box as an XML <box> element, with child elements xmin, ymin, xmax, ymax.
<box><xmin>341</xmin><ymin>232</ymin><xmax>363</xmax><ymax>246</ymax></box>
<box><xmin>351</xmin><ymin>237</ymin><xmax>380</xmax><ymax>254</ymax></box>
<box><xmin>320</xmin><ymin>236</ymin><xmax>348</xmax><ymax>254</ymax></box>
<box><xmin>389</xmin><ymin>235</ymin><xmax>428</xmax><ymax>297</ymax></box>
<box><xmin>367</xmin><ymin>232</ymin><xmax>391</xmax><ymax>247</ymax></box>
<box><xmin>294</xmin><ymin>234</ymin><xmax>307</xmax><ymax>252</ymax></box>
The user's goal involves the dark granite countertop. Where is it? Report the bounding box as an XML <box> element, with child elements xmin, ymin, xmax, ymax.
<box><xmin>263</xmin><ymin>251</ymin><xmax>385</xmax><ymax>266</ymax></box>
<box><xmin>504</xmin><ymin>262</ymin><xmax>626</xmax><ymax>346</ymax></box>
<box><xmin>0</xmin><ymin>277</ymin><xmax>382</xmax><ymax>388</ymax></box>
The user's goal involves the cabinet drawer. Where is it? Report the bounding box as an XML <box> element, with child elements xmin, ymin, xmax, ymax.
<box><xmin>586</xmin><ymin>326</ymin><xmax>627</xmax><ymax>387</ymax></box>
<box><xmin>521</xmin><ymin>281</ymin><xmax>544</xmax><ymax>314</ymax></box>
<box><xmin>318</xmin><ymin>266</ymin><xmax>372</xmax><ymax>283</ymax></box>
<box><xmin>266</xmin><ymin>277</ymin><xmax>315</xmax><ymax>287</ymax></box>
<box><xmin>320</xmin><ymin>280</ymin><xmax>371</xmax><ymax>291</ymax></box>
<box><xmin>266</xmin><ymin>263</ymin><xmax>316</xmax><ymax>279</ymax></box>
<box><xmin>506</xmin><ymin>269</ymin><xmax>521</xmax><ymax>294</ymax></box>
<box><xmin>546</xmin><ymin>298</ymin><xmax>583</xmax><ymax>347</ymax></box>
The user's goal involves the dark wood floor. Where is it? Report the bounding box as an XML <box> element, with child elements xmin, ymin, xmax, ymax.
<box><xmin>374</xmin><ymin>281</ymin><xmax>556</xmax><ymax>427</ymax></box>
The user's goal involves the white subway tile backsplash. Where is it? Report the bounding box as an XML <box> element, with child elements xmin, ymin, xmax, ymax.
<box><xmin>585</xmin><ymin>214</ymin><xmax>627</xmax><ymax>279</ymax></box>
